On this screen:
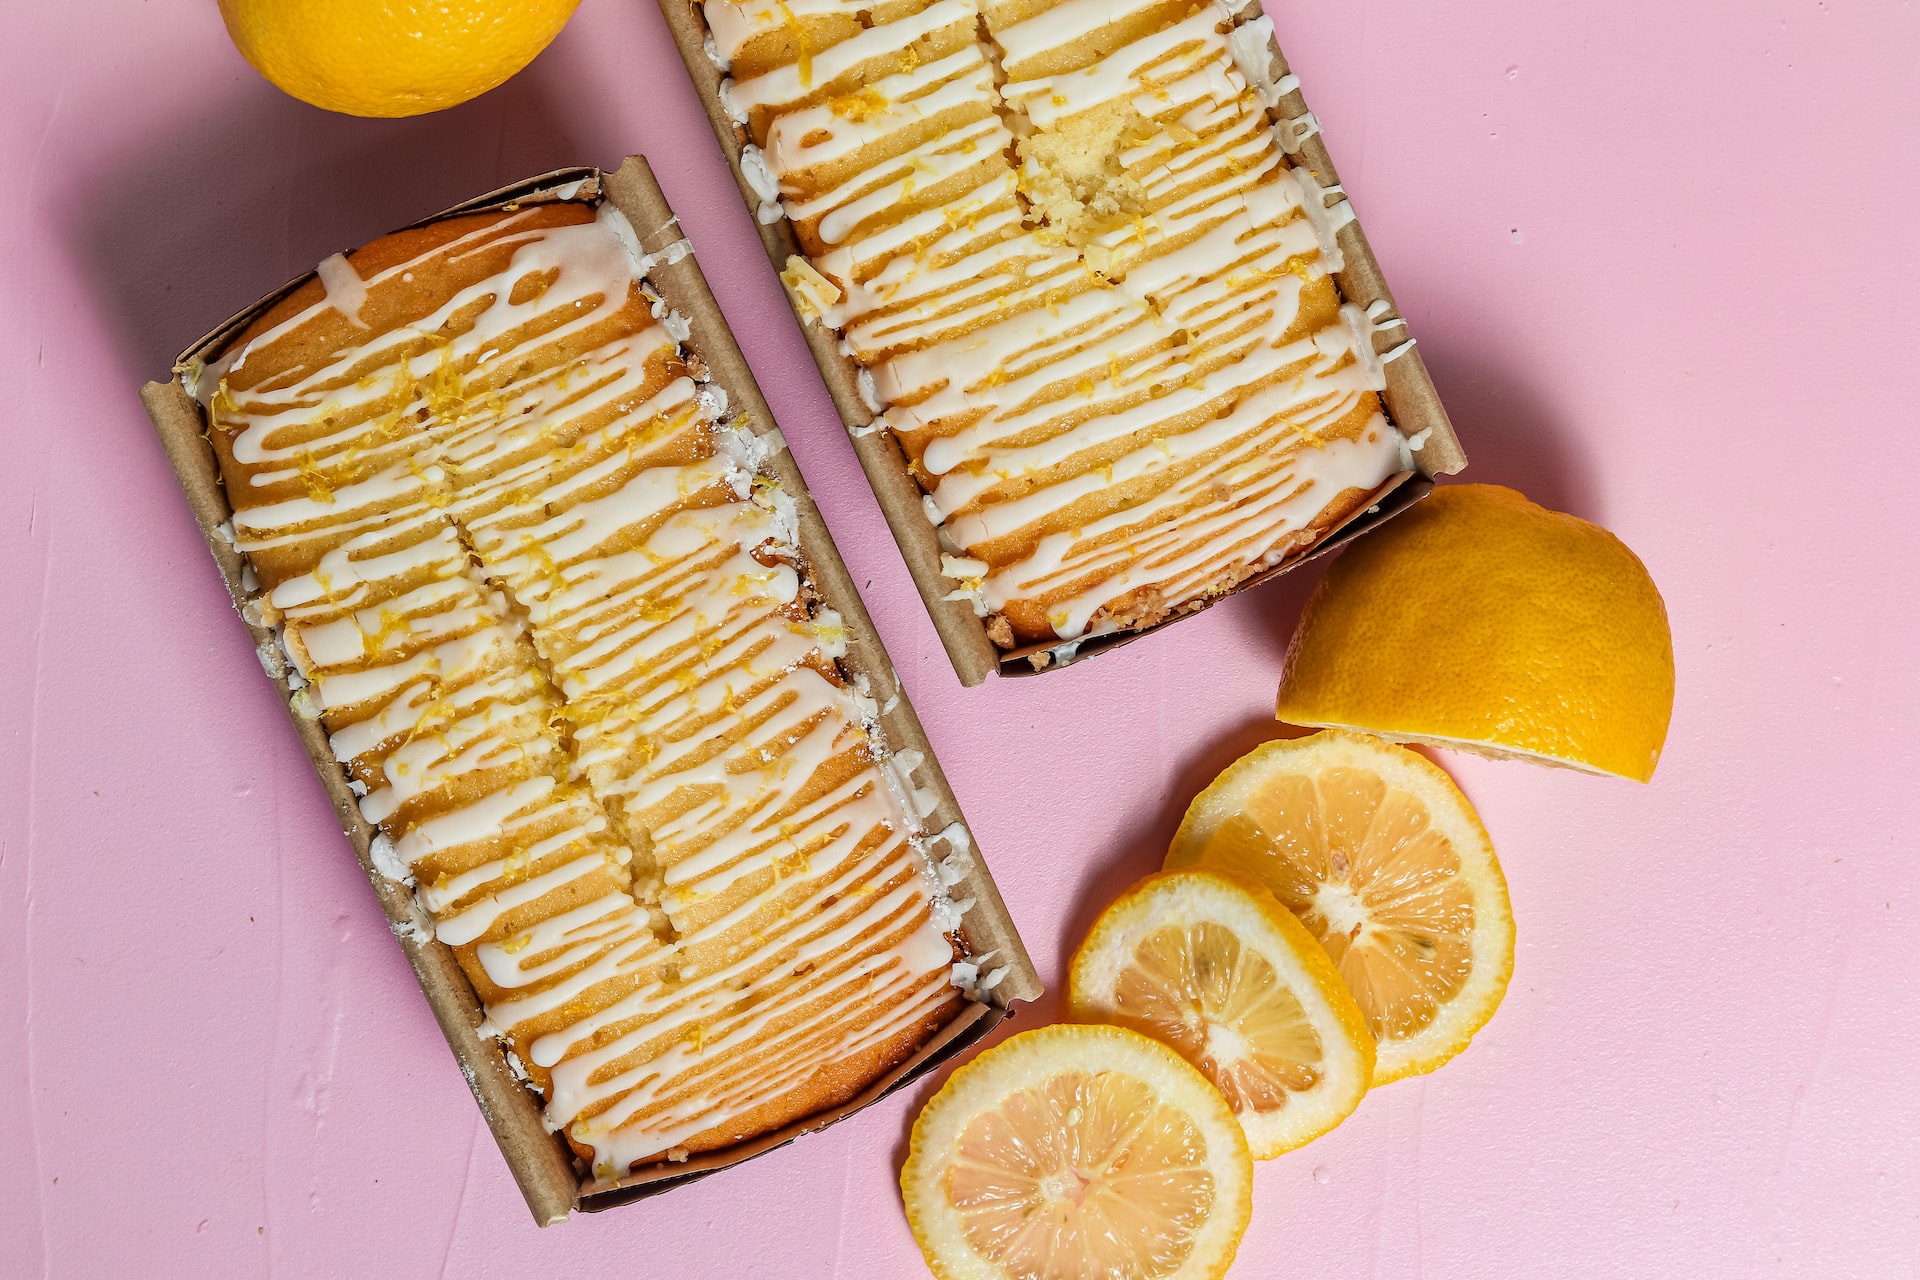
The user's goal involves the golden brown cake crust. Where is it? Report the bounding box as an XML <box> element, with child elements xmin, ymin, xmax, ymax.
<box><xmin>228</xmin><ymin>206</ymin><xmax>594</xmax><ymax>356</ymax></box>
<box><xmin>564</xmin><ymin>992</ymin><xmax>964</xmax><ymax>1167</ymax></box>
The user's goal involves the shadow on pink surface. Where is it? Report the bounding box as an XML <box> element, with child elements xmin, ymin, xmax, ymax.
<box><xmin>1417</xmin><ymin>335</ymin><xmax>1604</xmax><ymax>524</ymax></box>
<box><xmin>65</xmin><ymin>60</ymin><xmax>594</xmax><ymax>383</ymax></box>
<box><xmin>1051</xmin><ymin>713</ymin><xmax>1322</xmax><ymax>969</ymax></box>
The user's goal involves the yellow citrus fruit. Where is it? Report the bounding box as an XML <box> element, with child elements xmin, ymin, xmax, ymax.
<box><xmin>1166</xmin><ymin>731</ymin><xmax>1513</xmax><ymax>1084</ymax></box>
<box><xmin>1277</xmin><ymin>484</ymin><xmax>1674</xmax><ymax>782</ymax></box>
<box><xmin>1068</xmin><ymin>869</ymin><xmax>1375</xmax><ymax>1159</ymax></box>
<box><xmin>218</xmin><ymin>0</ymin><xmax>581</xmax><ymax>118</ymax></box>
<box><xmin>902</xmin><ymin>1024</ymin><xmax>1252</xmax><ymax>1280</ymax></box>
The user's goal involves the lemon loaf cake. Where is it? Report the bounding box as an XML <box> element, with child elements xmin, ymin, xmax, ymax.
<box><xmin>190</xmin><ymin>197</ymin><xmax>965</xmax><ymax>1180</ymax></box>
<box><xmin>705</xmin><ymin>0</ymin><xmax>1411</xmax><ymax>651</ymax></box>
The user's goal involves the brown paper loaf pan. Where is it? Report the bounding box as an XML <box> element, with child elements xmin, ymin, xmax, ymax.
<box><xmin>653</xmin><ymin>0</ymin><xmax>1468</xmax><ymax>684</ymax></box>
<box><xmin>139</xmin><ymin>156</ymin><xmax>1040</xmax><ymax>1226</ymax></box>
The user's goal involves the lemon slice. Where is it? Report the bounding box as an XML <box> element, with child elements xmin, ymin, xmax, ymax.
<box><xmin>902</xmin><ymin>1025</ymin><xmax>1252</xmax><ymax>1280</ymax></box>
<box><xmin>1068</xmin><ymin>869</ymin><xmax>1375</xmax><ymax>1158</ymax></box>
<box><xmin>1166</xmin><ymin>730</ymin><xmax>1514</xmax><ymax>1083</ymax></box>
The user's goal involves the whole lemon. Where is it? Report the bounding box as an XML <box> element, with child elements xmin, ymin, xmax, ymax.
<box><xmin>1276</xmin><ymin>484</ymin><xmax>1675</xmax><ymax>782</ymax></box>
<box><xmin>219</xmin><ymin>0</ymin><xmax>582</xmax><ymax>118</ymax></box>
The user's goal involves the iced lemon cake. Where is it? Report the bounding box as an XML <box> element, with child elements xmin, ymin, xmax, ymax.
<box><xmin>188</xmin><ymin>196</ymin><xmax>965</xmax><ymax>1180</ymax></box>
<box><xmin>705</xmin><ymin>0</ymin><xmax>1413</xmax><ymax>653</ymax></box>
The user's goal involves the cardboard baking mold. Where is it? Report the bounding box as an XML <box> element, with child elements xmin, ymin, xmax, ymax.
<box><xmin>654</xmin><ymin>0</ymin><xmax>1468</xmax><ymax>685</ymax></box>
<box><xmin>139</xmin><ymin>156</ymin><xmax>1041</xmax><ymax>1227</ymax></box>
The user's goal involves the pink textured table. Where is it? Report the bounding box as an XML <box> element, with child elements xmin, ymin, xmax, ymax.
<box><xmin>5</xmin><ymin>1</ymin><xmax>1917</xmax><ymax>1275</ymax></box>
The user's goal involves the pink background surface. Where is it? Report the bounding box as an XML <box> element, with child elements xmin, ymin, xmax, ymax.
<box><xmin>4</xmin><ymin>0</ymin><xmax>1918</xmax><ymax>1275</ymax></box>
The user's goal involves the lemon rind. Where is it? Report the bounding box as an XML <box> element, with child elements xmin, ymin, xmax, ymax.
<box><xmin>1167</xmin><ymin>730</ymin><xmax>1516</xmax><ymax>1085</ymax></box>
<box><xmin>901</xmin><ymin>1024</ymin><xmax>1253</xmax><ymax>1280</ymax></box>
<box><xmin>1066</xmin><ymin>869</ymin><xmax>1375</xmax><ymax>1158</ymax></box>
<box><xmin>1273</xmin><ymin>711</ymin><xmax>1649</xmax><ymax>783</ymax></box>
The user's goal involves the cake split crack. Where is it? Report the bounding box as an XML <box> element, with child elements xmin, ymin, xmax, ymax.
<box><xmin>714</xmin><ymin>0</ymin><xmax>1409</xmax><ymax>654</ymax></box>
<box><xmin>200</xmin><ymin>196</ymin><xmax>962</xmax><ymax>1180</ymax></box>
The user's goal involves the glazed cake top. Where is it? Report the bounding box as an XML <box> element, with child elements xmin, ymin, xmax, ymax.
<box><xmin>193</xmin><ymin>196</ymin><xmax>975</xmax><ymax>1178</ymax></box>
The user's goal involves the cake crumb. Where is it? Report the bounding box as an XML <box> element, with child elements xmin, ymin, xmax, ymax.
<box><xmin>1016</xmin><ymin>100</ymin><xmax>1155</xmax><ymax>247</ymax></box>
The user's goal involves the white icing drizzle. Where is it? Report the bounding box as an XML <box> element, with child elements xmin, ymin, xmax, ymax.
<box><xmin>1292</xmin><ymin>162</ymin><xmax>1355</xmax><ymax>273</ymax></box>
<box><xmin>207</xmin><ymin>197</ymin><xmax>962</xmax><ymax>1180</ymax></box>
<box><xmin>314</xmin><ymin>253</ymin><xmax>370</xmax><ymax>326</ymax></box>
<box><xmin>855</xmin><ymin>368</ymin><xmax>883</xmax><ymax>416</ymax></box>
<box><xmin>739</xmin><ymin>145</ymin><xmax>787</xmax><ymax>224</ymax></box>
<box><xmin>1276</xmin><ymin>110</ymin><xmax>1323</xmax><ymax>154</ymax></box>
<box><xmin>706</xmin><ymin>0</ymin><xmax>1405</xmax><ymax>642</ymax></box>
<box><xmin>704</xmin><ymin>0</ymin><xmax>881</xmax><ymax>68</ymax></box>
<box><xmin>725</xmin><ymin>0</ymin><xmax>981</xmax><ymax>119</ymax></box>
<box><xmin>1225</xmin><ymin>15</ymin><xmax>1286</xmax><ymax>109</ymax></box>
